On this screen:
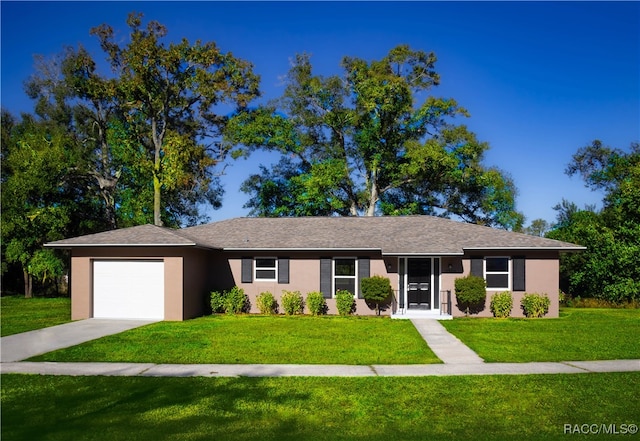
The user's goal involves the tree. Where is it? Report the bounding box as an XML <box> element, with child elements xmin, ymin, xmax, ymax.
<box><xmin>91</xmin><ymin>12</ymin><xmax>259</xmax><ymax>226</ymax></box>
<box><xmin>360</xmin><ymin>275</ymin><xmax>393</xmax><ymax>315</ymax></box>
<box><xmin>1</xmin><ymin>113</ymin><xmax>98</xmax><ymax>297</ymax></box>
<box><xmin>547</xmin><ymin>140</ymin><xmax>639</xmax><ymax>303</ymax></box>
<box><xmin>524</xmin><ymin>218</ymin><xmax>550</xmax><ymax>237</ymax></box>
<box><xmin>26</xmin><ymin>47</ymin><xmax>123</xmax><ymax>229</ymax></box>
<box><xmin>226</xmin><ymin>46</ymin><xmax>523</xmax><ymax>229</ymax></box>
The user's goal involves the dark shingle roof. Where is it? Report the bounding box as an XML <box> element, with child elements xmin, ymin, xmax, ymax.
<box><xmin>46</xmin><ymin>216</ymin><xmax>585</xmax><ymax>254</ymax></box>
<box><xmin>45</xmin><ymin>224</ymin><xmax>200</xmax><ymax>248</ymax></box>
<box><xmin>182</xmin><ymin>216</ymin><xmax>584</xmax><ymax>254</ymax></box>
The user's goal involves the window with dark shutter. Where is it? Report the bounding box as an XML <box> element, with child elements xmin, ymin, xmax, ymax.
<box><xmin>255</xmin><ymin>258</ymin><xmax>277</xmax><ymax>281</ymax></box>
<box><xmin>485</xmin><ymin>257</ymin><xmax>510</xmax><ymax>290</ymax></box>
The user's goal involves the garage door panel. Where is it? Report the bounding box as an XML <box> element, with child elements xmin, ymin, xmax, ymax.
<box><xmin>93</xmin><ymin>260</ymin><xmax>164</xmax><ymax>319</ymax></box>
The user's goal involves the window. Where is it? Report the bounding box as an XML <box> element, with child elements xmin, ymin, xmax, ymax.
<box><xmin>334</xmin><ymin>258</ymin><xmax>356</xmax><ymax>296</ymax></box>
<box><xmin>485</xmin><ymin>257</ymin><xmax>510</xmax><ymax>290</ymax></box>
<box><xmin>255</xmin><ymin>258</ymin><xmax>277</xmax><ymax>281</ymax></box>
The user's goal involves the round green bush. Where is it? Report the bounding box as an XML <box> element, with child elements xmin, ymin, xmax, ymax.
<box><xmin>454</xmin><ymin>275</ymin><xmax>487</xmax><ymax>315</ymax></box>
<box><xmin>281</xmin><ymin>290</ymin><xmax>304</xmax><ymax>315</ymax></box>
<box><xmin>490</xmin><ymin>291</ymin><xmax>513</xmax><ymax>318</ymax></box>
<box><xmin>223</xmin><ymin>286</ymin><xmax>249</xmax><ymax>314</ymax></box>
<box><xmin>256</xmin><ymin>291</ymin><xmax>278</xmax><ymax>315</ymax></box>
<box><xmin>521</xmin><ymin>293</ymin><xmax>550</xmax><ymax>318</ymax></box>
<box><xmin>335</xmin><ymin>290</ymin><xmax>355</xmax><ymax>316</ymax></box>
<box><xmin>210</xmin><ymin>290</ymin><xmax>225</xmax><ymax>314</ymax></box>
<box><xmin>306</xmin><ymin>291</ymin><xmax>327</xmax><ymax>316</ymax></box>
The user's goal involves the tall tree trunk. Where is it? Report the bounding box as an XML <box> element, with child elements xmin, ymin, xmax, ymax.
<box><xmin>23</xmin><ymin>268</ymin><xmax>33</xmax><ymax>299</ymax></box>
<box><xmin>93</xmin><ymin>175</ymin><xmax>119</xmax><ymax>230</ymax></box>
<box><xmin>153</xmin><ymin>167</ymin><xmax>162</xmax><ymax>226</ymax></box>
<box><xmin>152</xmin><ymin>119</ymin><xmax>163</xmax><ymax>227</ymax></box>
<box><xmin>365</xmin><ymin>167</ymin><xmax>379</xmax><ymax>216</ymax></box>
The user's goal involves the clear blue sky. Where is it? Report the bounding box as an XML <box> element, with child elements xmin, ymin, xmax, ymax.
<box><xmin>2</xmin><ymin>1</ymin><xmax>638</xmax><ymax>225</ymax></box>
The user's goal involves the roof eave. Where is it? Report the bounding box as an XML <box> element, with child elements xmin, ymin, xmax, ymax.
<box><xmin>381</xmin><ymin>252</ymin><xmax>464</xmax><ymax>256</ymax></box>
<box><xmin>222</xmin><ymin>247</ymin><xmax>383</xmax><ymax>253</ymax></box>
<box><xmin>463</xmin><ymin>246</ymin><xmax>587</xmax><ymax>252</ymax></box>
<box><xmin>44</xmin><ymin>242</ymin><xmax>207</xmax><ymax>249</ymax></box>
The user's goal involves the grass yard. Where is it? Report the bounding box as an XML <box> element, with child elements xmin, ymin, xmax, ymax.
<box><xmin>2</xmin><ymin>372</ymin><xmax>639</xmax><ymax>441</ymax></box>
<box><xmin>0</xmin><ymin>295</ymin><xmax>71</xmax><ymax>336</ymax></box>
<box><xmin>28</xmin><ymin>315</ymin><xmax>440</xmax><ymax>364</ymax></box>
<box><xmin>441</xmin><ymin>308</ymin><xmax>640</xmax><ymax>362</ymax></box>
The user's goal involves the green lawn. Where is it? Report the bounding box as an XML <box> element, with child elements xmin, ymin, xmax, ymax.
<box><xmin>29</xmin><ymin>315</ymin><xmax>440</xmax><ymax>364</ymax></box>
<box><xmin>441</xmin><ymin>308</ymin><xmax>640</xmax><ymax>362</ymax></box>
<box><xmin>2</xmin><ymin>372</ymin><xmax>639</xmax><ymax>441</ymax></box>
<box><xmin>0</xmin><ymin>295</ymin><xmax>71</xmax><ymax>336</ymax></box>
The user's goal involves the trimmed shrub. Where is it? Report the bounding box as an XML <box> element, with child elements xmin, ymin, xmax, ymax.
<box><xmin>335</xmin><ymin>290</ymin><xmax>355</xmax><ymax>316</ymax></box>
<box><xmin>210</xmin><ymin>287</ymin><xmax>249</xmax><ymax>315</ymax></box>
<box><xmin>210</xmin><ymin>290</ymin><xmax>225</xmax><ymax>313</ymax></box>
<box><xmin>256</xmin><ymin>291</ymin><xmax>278</xmax><ymax>315</ymax></box>
<box><xmin>490</xmin><ymin>291</ymin><xmax>513</xmax><ymax>318</ymax></box>
<box><xmin>521</xmin><ymin>293</ymin><xmax>551</xmax><ymax>318</ymax></box>
<box><xmin>455</xmin><ymin>275</ymin><xmax>487</xmax><ymax>315</ymax></box>
<box><xmin>224</xmin><ymin>286</ymin><xmax>249</xmax><ymax>314</ymax></box>
<box><xmin>360</xmin><ymin>275</ymin><xmax>393</xmax><ymax>316</ymax></box>
<box><xmin>281</xmin><ymin>290</ymin><xmax>304</xmax><ymax>315</ymax></box>
<box><xmin>306</xmin><ymin>291</ymin><xmax>327</xmax><ymax>316</ymax></box>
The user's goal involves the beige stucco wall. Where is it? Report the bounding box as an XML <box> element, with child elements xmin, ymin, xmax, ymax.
<box><xmin>445</xmin><ymin>251</ymin><xmax>560</xmax><ymax>318</ymax></box>
<box><xmin>69</xmin><ymin>246</ymin><xmax>561</xmax><ymax>321</ymax></box>
<box><xmin>221</xmin><ymin>252</ymin><xmax>396</xmax><ymax>316</ymax></box>
<box><xmin>70</xmin><ymin>247</ymin><xmax>213</xmax><ymax>321</ymax></box>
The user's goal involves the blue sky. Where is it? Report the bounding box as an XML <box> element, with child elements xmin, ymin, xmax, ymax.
<box><xmin>2</xmin><ymin>1</ymin><xmax>638</xmax><ymax>225</ymax></box>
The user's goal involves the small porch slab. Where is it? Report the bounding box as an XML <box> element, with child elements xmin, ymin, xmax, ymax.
<box><xmin>391</xmin><ymin>310</ymin><xmax>453</xmax><ymax>320</ymax></box>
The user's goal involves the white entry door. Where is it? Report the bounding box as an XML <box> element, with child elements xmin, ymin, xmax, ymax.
<box><xmin>93</xmin><ymin>260</ymin><xmax>164</xmax><ymax>319</ymax></box>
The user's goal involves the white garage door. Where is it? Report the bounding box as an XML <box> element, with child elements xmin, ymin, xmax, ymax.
<box><xmin>93</xmin><ymin>260</ymin><xmax>164</xmax><ymax>319</ymax></box>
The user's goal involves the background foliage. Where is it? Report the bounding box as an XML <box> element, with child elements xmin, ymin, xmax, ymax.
<box><xmin>547</xmin><ymin>141</ymin><xmax>639</xmax><ymax>303</ymax></box>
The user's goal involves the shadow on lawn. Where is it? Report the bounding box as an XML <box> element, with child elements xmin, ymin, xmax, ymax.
<box><xmin>2</xmin><ymin>376</ymin><xmax>317</xmax><ymax>441</ymax></box>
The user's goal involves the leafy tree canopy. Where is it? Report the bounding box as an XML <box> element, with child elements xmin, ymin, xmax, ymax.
<box><xmin>226</xmin><ymin>46</ymin><xmax>523</xmax><ymax>229</ymax></box>
<box><xmin>547</xmin><ymin>140</ymin><xmax>639</xmax><ymax>303</ymax></box>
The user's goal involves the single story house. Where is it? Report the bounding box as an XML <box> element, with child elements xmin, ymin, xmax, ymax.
<box><xmin>45</xmin><ymin>216</ymin><xmax>585</xmax><ymax>320</ymax></box>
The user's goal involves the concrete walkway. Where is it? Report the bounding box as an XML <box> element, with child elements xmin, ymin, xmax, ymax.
<box><xmin>2</xmin><ymin>359</ymin><xmax>639</xmax><ymax>377</ymax></box>
<box><xmin>0</xmin><ymin>319</ymin><xmax>158</xmax><ymax>362</ymax></box>
<box><xmin>411</xmin><ymin>319</ymin><xmax>484</xmax><ymax>364</ymax></box>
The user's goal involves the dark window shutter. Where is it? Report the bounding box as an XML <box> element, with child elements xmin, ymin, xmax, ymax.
<box><xmin>513</xmin><ymin>257</ymin><xmax>526</xmax><ymax>291</ymax></box>
<box><xmin>399</xmin><ymin>258</ymin><xmax>405</xmax><ymax>309</ymax></box>
<box><xmin>357</xmin><ymin>257</ymin><xmax>370</xmax><ymax>299</ymax></box>
<box><xmin>470</xmin><ymin>257</ymin><xmax>483</xmax><ymax>278</ymax></box>
<box><xmin>278</xmin><ymin>257</ymin><xmax>290</xmax><ymax>284</ymax></box>
<box><xmin>320</xmin><ymin>258</ymin><xmax>332</xmax><ymax>298</ymax></box>
<box><xmin>241</xmin><ymin>257</ymin><xmax>253</xmax><ymax>283</ymax></box>
<box><xmin>433</xmin><ymin>258</ymin><xmax>440</xmax><ymax>307</ymax></box>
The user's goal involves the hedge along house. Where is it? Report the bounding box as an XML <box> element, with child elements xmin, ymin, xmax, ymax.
<box><xmin>46</xmin><ymin>216</ymin><xmax>585</xmax><ymax>321</ymax></box>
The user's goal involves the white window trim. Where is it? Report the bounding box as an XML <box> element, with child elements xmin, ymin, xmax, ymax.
<box><xmin>254</xmin><ymin>257</ymin><xmax>278</xmax><ymax>282</ymax></box>
<box><xmin>484</xmin><ymin>257</ymin><xmax>511</xmax><ymax>291</ymax></box>
<box><xmin>333</xmin><ymin>257</ymin><xmax>358</xmax><ymax>298</ymax></box>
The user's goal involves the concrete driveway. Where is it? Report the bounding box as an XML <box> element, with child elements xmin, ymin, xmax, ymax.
<box><xmin>0</xmin><ymin>319</ymin><xmax>158</xmax><ymax>363</ymax></box>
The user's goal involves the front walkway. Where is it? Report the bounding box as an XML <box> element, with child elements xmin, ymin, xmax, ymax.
<box><xmin>410</xmin><ymin>319</ymin><xmax>484</xmax><ymax>364</ymax></box>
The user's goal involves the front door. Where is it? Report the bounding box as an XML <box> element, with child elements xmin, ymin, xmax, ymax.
<box><xmin>407</xmin><ymin>258</ymin><xmax>431</xmax><ymax>309</ymax></box>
